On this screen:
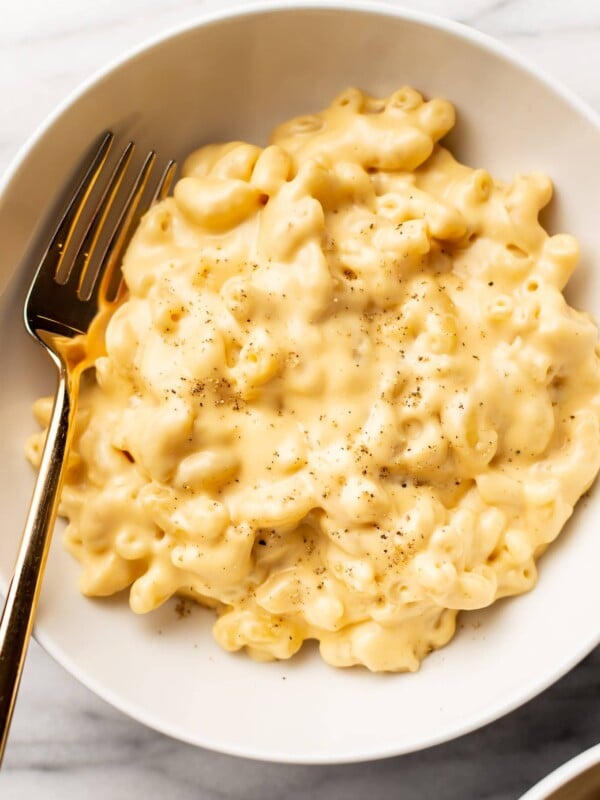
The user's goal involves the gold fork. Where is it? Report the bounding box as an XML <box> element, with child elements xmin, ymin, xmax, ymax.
<box><xmin>0</xmin><ymin>133</ymin><xmax>176</xmax><ymax>762</ymax></box>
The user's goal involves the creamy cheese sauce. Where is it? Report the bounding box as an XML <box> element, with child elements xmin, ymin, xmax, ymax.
<box><xmin>28</xmin><ymin>87</ymin><xmax>600</xmax><ymax>671</ymax></box>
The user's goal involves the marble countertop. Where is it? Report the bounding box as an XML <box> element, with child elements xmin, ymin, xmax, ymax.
<box><xmin>1</xmin><ymin>0</ymin><xmax>599</xmax><ymax>797</ymax></box>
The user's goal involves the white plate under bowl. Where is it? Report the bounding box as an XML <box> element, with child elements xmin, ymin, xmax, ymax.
<box><xmin>0</xmin><ymin>1</ymin><xmax>599</xmax><ymax>765</ymax></box>
<box><xmin>520</xmin><ymin>744</ymin><xmax>600</xmax><ymax>800</ymax></box>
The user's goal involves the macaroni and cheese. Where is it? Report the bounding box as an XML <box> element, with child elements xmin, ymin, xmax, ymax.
<box><xmin>27</xmin><ymin>88</ymin><xmax>600</xmax><ymax>671</ymax></box>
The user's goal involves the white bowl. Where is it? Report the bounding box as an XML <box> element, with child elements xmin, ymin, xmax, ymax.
<box><xmin>520</xmin><ymin>744</ymin><xmax>600</xmax><ymax>800</ymax></box>
<box><xmin>1</xmin><ymin>0</ymin><xmax>599</xmax><ymax>765</ymax></box>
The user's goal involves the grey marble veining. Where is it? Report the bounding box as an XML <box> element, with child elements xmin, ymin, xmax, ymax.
<box><xmin>1</xmin><ymin>1</ymin><xmax>599</xmax><ymax>797</ymax></box>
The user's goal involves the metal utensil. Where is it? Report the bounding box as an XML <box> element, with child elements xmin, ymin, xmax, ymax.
<box><xmin>0</xmin><ymin>133</ymin><xmax>176</xmax><ymax>762</ymax></box>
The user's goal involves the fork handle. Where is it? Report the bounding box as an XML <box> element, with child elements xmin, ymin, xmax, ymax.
<box><xmin>0</xmin><ymin>368</ymin><xmax>75</xmax><ymax>763</ymax></box>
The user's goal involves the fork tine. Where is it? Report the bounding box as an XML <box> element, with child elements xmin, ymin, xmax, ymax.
<box><xmin>40</xmin><ymin>132</ymin><xmax>113</xmax><ymax>283</ymax></box>
<box><xmin>25</xmin><ymin>136</ymin><xmax>178</xmax><ymax>342</ymax></box>
<box><xmin>65</xmin><ymin>141</ymin><xmax>134</xmax><ymax>294</ymax></box>
<box><xmin>93</xmin><ymin>157</ymin><xmax>178</xmax><ymax>306</ymax></box>
<box><xmin>89</xmin><ymin>150</ymin><xmax>157</xmax><ymax>305</ymax></box>
<box><xmin>150</xmin><ymin>160</ymin><xmax>178</xmax><ymax>206</ymax></box>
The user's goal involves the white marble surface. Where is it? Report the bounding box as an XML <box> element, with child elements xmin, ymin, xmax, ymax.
<box><xmin>1</xmin><ymin>0</ymin><xmax>600</xmax><ymax>797</ymax></box>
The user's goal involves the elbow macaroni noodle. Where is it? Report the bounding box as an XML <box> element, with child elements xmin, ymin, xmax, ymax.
<box><xmin>27</xmin><ymin>88</ymin><xmax>600</xmax><ymax>671</ymax></box>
